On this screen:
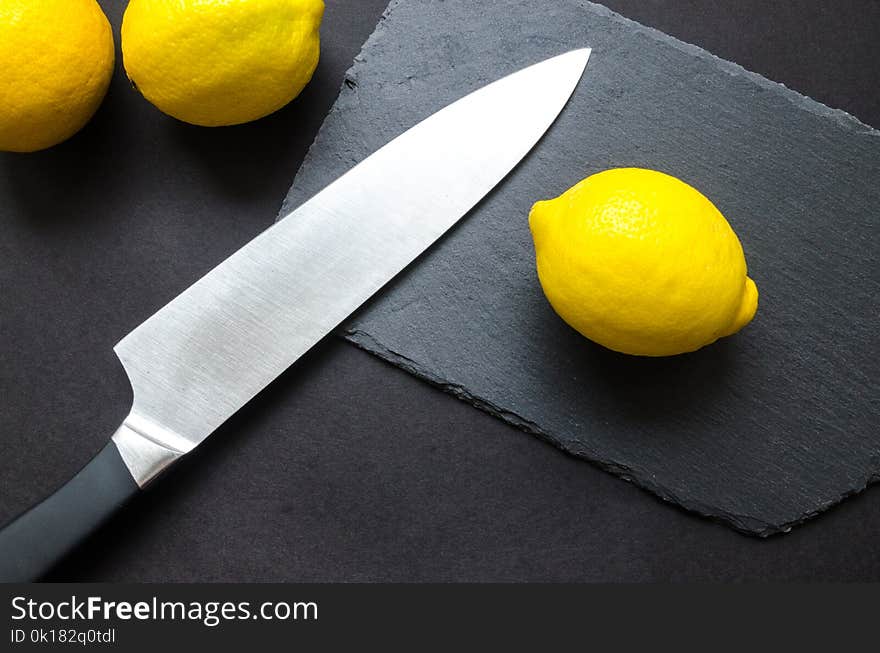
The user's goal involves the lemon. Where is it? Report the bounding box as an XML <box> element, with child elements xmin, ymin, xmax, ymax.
<box><xmin>121</xmin><ymin>0</ymin><xmax>324</xmax><ymax>127</ymax></box>
<box><xmin>0</xmin><ymin>0</ymin><xmax>114</xmax><ymax>153</ymax></box>
<box><xmin>529</xmin><ymin>168</ymin><xmax>758</xmax><ymax>356</ymax></box>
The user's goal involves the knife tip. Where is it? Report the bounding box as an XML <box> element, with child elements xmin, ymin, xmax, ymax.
<box><xmin>568</xmin><ymin>47</ymin><xmax>593</xmax><ymax>69</ymax></box>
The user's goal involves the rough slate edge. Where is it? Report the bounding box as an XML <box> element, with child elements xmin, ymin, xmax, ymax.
<box><xmin>279</xmin><ymin>0</ymin><xmax>879</xmax><ymax>537</ymax></box>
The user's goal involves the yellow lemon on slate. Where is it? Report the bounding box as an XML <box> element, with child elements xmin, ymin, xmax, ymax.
<box><xmin>0</xmin><ymin>0</ymin><xmax>114</xmax><ymax>153</ymax></box>
<box><xmin>121</xmin><ymin>0</ymin><xmax>324</xmax><ymax>127</ymax></box>
<box><xmin>529</xmin><ymin>168</ymin><xmax>758</xmax><ymax>356</ymax></box>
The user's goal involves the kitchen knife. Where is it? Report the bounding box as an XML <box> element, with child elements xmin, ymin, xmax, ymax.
<box><xmin>0</xmin><ymin>48</ymin><xmax>591</xmax><ymax>582</ymax></box>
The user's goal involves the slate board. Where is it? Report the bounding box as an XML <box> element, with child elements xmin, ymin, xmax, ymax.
<box><xmin>281</xmin><ymin>0</ymin><xmax>880</xmax><ymax>535</ymax></box>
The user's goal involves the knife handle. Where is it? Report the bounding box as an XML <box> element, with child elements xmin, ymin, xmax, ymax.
<box><xmin>0</xmin><ymin>441</ymin><xmax>139</xmax><ymax>582</ymax></box>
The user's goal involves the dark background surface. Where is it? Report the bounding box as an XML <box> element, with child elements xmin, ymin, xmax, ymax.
<box><xmin>1</xmin><ymin>1</ymin><xmax>878</xmax><ymax>581</ymax></box>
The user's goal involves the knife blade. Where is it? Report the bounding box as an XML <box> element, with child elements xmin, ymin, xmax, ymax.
<box><xmin>0</xmin><ymin>48</ymin><xmax>591</xmax><ymax>581</ymax></box>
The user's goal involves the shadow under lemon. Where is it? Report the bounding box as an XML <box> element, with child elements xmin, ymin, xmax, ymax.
<box><xmin>524</xmin><ymin>290</ymin><xmax>743</xmax><ymax>429</ymax></box>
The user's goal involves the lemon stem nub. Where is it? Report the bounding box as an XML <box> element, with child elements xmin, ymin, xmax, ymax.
<box><xmin>725</xmin><ymin>276</ymin><xmax>759</xmax><ymax>336</ymax></box>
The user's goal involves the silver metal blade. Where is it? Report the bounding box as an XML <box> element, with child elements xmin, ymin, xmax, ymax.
<box><xmin>111</xmin><ymin>49</ymin><xmax>591</xmax><ymax>484</ymax></box>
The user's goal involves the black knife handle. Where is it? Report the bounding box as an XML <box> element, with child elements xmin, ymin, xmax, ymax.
<box><xmin>0</xmin><ymin>441</ymin><xmax>139</xmax><ymax>582</ymax></box>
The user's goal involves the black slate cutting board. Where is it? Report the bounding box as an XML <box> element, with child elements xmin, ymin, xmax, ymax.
<box><xmin>282</xmin><ymin>0</ymin><xmax>880</xmax><ymax>535</ymax></box>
